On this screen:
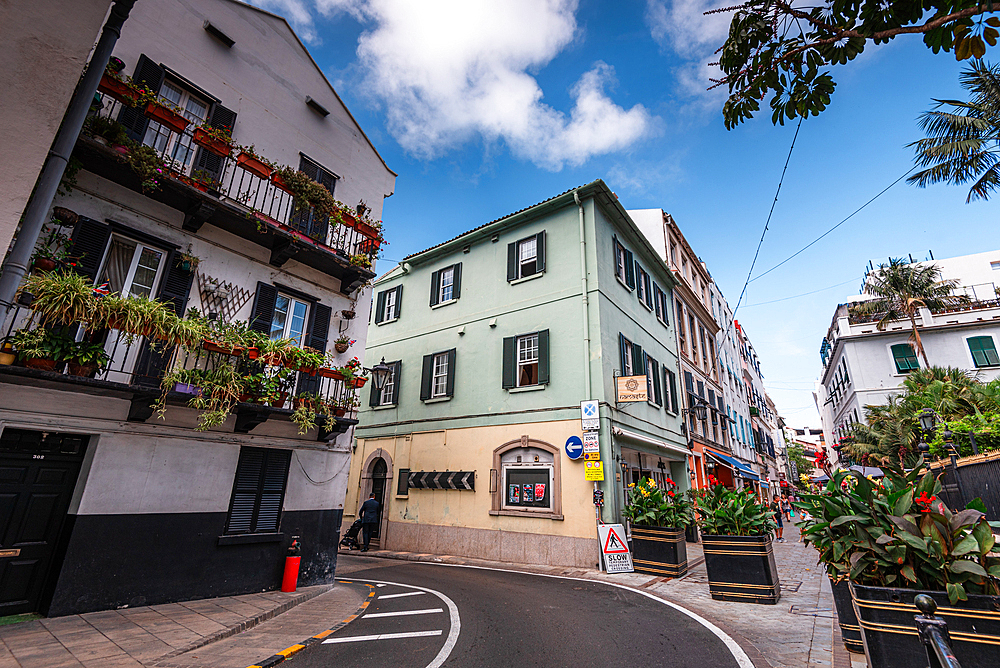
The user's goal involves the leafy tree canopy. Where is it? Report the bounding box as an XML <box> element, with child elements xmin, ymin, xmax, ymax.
<box><xmin>716</xmin><ymin>0</ymin><xmax>1000</xmax><ymax>129</ymax></box>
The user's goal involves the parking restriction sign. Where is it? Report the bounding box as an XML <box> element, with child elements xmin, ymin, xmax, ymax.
<box><xmin>583</xmin><ymin>432</ymin><xmax>599</xmax><ymax>453</ymax></box>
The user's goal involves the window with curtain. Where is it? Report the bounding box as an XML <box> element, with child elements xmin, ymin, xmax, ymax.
<box><xmin>99</xmin><ymin>235</ymin><xmax>166</xmax><ymax>299</ymax></box>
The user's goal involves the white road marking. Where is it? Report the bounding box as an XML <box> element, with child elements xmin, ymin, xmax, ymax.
<box><xmin>379</xmin><ymin>591</ymin><xmax>426</xmax><ymax>600</ymax></box>
<box><xmin>435</xmin><ymin>563</ymin><xmax>755</xmax><ymax>668</ymax></box>
<box><xmin>338</xmin><ymin>578</ymin><xmax>460</xmax><ymax>668</ymax></box>
<box><xmin>364</xmin><ymin>608</ymin><xmax>443</xmax><ymax>618</ymax></box>
<box><xmin>322</xmin><ymin>630</ymin><xmax>443</xmax><ymax>644</ymax></box>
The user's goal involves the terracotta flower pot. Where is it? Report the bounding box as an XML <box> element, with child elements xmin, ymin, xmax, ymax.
<box><xmin>97</xmin><ymin>72</ymin><xmax>140</xmax><ymax>105</ymax></box>
<box><xmin>202</xmin><ymin>340</ymin><xmax>244</xmax><ymax>356</ymax></box>
<box><xmin>341</xmin><ymin>310</ymin><xmax>356</xmax><ymax>320</ymax></box>
<box><xmin>351</xmin><ymin>377</ymin><xmax>367</xmax><ymax>388</ymax></box>
<box><xmin>145</xmin><ymin>102</ymin><xmax>190</xmax><ymax>133</ymax></box>
<box><xmin>334</xmin><ymin>342</ymin><xmax>350</xmax><ymax>354</ymax></box>
<box><xmin>192</xmin><ymin>127</ymin><xmax>232</xmax><ymax>157</ymax></box>
<box><xmin>317</xmin><ymin>368</ymin><xmax>345</xmax><ymax>380</ymax></box>
<box><xmin>271</xmin><ymin>172</ymin><xmax>293</xmax><ymax>194</ymax></box>
<box><xmin>0</xmin><ymin>352</ymin><xmax>15</xmax><ymax>366</ymax></box>
<box><xmin>23</xmin><ymin>358</ymin><xmax>58</xmax><ymax>371</ymax></box>
<box><xmin>334</xmin><ymin>407</ymin><xmax>346</xmax><ymax>417</ymax></box>
<box><xmin>236</xmin><ymin>152</ymin><xmax>272</xmax><ymax>179</ymax></box>
<box><xmin>31</xmin><ymin>258</ymin><xmax>58</xmax><ymax>273</ymax></box>
<box><xmin>66</xmin><ymin>362</ymin><xmax>98</xmax><ymax>378</ymax></box>
<box><xmin>269</xmin><ymin>391</ymin><xmax>288</xmax><ymax>408</ymax></box>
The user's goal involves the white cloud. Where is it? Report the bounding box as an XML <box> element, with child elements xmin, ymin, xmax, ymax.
<box><xmin>259</xmin><ymin>0</ymin><xmax>654</xmax><ymax>170</ymax></box>
<box><xmin>645</xmin><ymin>0</ymin><xmax>732</xmax><ymax>104</ymax></box>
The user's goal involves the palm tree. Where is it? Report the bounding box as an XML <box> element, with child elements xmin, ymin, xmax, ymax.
<box><xmin>908</xmin><ymin>60</ymin><xmax>1000</xmax><ymax>202</ymax></box>
<box><xmin>854</xmin><ymin>259</ymin><xmax>969</xmax><ymax>367</ymax></box>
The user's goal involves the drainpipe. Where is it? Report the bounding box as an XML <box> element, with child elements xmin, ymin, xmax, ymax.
<box><xmin>0</xmin><ymin>0</ymin><xmax>137</xmax><ymax>329</ymax></box>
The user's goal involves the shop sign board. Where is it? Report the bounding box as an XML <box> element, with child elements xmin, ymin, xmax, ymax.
<box><xmin>615</xmin><ymin>376</ymin><xmax>648</xmax><ymax>403</ymax></box>
<box><xmin>580</xmin><ymin>400</ymin><xmax>600</xmax><ymax>430</ymax></box>
<box><xmin>598</xmin><ymin>524</ymin><xmax>633</xmax><ymax>573</ymax></box>
<box><xmin>585</xmin><ymin>459</ymin><xmax>604</xmax><ymax>481</ymax></box>
<box><xmin>583</xmin><ymin>432</ymin><xmax>599</xmax><ymax>453</ymax></box>
<box><xmin>564</xmin><ymin>435</ymin><xmax>584</xmax><ymax>460</ymax></box>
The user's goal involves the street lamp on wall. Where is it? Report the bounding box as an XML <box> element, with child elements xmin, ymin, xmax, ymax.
<box><xmin>367</xmin><ymin>357</ymin><xmax>392</xmax><ymax>391</ymax></box>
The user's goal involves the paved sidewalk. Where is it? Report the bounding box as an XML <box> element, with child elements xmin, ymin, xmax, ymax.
<box><xmin>343</xmin><ymin>523</ymin><xmax>870</xmax><ymax>668</ymax></box>
<box><xmin>0</xmin><ymin>583</ymin><xmax>368</xmax><ymax>668</ymax></box>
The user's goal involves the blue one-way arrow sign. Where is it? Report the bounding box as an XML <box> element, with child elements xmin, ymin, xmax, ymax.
<box><xmin>565</xmin><ymin>435</ymin><xmax>584</xmax><ymax>460</ymax></box>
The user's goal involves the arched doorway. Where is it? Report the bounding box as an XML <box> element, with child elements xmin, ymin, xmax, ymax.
<box><xmin>369</xmin><ymin>458</ymin><xmax>387</xmax><ymax>540</ymax></box>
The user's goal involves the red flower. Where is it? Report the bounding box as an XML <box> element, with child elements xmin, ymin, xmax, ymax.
<box><xmin>914</xmin><ymin>492</ymin><xmax>937</xmax><ymax>511</ymax></box>
<box><xmin>668</xmin><ymin>491</ymin><xmax>675</xmax><ymax>497</ymax></box>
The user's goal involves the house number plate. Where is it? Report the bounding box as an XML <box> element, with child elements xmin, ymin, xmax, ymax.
<box><xmin>0</xmin><ymin>549</ymin><xmax>20</xmax><ymax>557</ymax></box>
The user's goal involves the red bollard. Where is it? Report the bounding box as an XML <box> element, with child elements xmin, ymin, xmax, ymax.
<box><xmin>281</xmin><ymin>537</ymin><xmax>301</xmax><ymax>592</ymax></box>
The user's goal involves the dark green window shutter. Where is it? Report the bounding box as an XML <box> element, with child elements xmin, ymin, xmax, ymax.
<box><xmin>194</xmin><ymin>103</ymin><xmax>237</xmax><ymax>180</ymax></box>
<box><xmin>375</xmin><ymin>290</ymin><xmax>387</xmax><ymax>324</ymax></box>
<box><xmin>624</xmin><ymin>250</ymin><xmax>635</xmax><ymax>289</ymax></box>
<box><xmin>651</xmin><ymin>359</ymin><xmax>662</xmax><ymax>405</ymax></box>
<box><xmin>631</xmin><ymin>343</ymin><xmax>643</xmax><ymax>376</ymax></box>
<box><xmin>446</xmin><ymin>348</ymin><xmax>457</xmax><ymax>396</ymax></box>
<box><xmin>394</xmin><ymin>285</ymin><xmax>403</xmax><ymax>318</ymax></box>
<box><xmin>535</xmin><ymin>231</ymin><xmax>546</xmax><ymax>272</ymax></box>
<box><xmin>70</xmin><ymin>217</ymin><xmax>111</xmax><ymax>280</ymax></box>
<box><xmin>118</xmin><ymin>54</ymin><xmax>164</xmax><ymax>142</ymax></box>
<box><xmin>969</xmin><ymin>336</ymin><xmax>1000</xmax><ymax>367</ymax></box>
<box><xmin>429</xmin><ymin>270</ymin><xmax>441</xmax><ymax>306</ymax></box>
<box><xmin>619</xmin><ymin>333</ymin><xmax>629</xmax><ymax>375</ymax></box>
<box><xmin>452</xmin><ymin>263</ymin><xmax>462</xmax><ymax>299</ymax></box>
<box><xmin>653</xmin><ymin>283</ymin><xmax>662</xmax><ymax>319</ymax></box>
<box><xmin>390</xmin><ymin>361</ymin><xmax>402</xmax><ymax>404</ymax></box>
<box><xmin>684</xmin><ymin>371</ymin><xmax>694</xmax><ymax>393</ymax></box>
<box><xmin>296</xmin><ymin>303</ymin><xmax>332</xmax><ymax>395</ymax></box>
<box><xmin>420</xmin><ymin>354</ymin><xmax>434</xmax><ymax>400</ymax></box>
<box><xmin>537</xmin><ymin>329</ymin><xmax>550</xmax><ymax>384</ymax></box>
<box><xmin>891</xmin><ymin>344</ymin><xmax>919</xmax><ymax>373</ymax></box>
<box><xmin>502</xmin><ymin>336</ymin><xmax>516</xmax><ymax>388</ymax></box>
<box><xmin>507</xmin><ymin>242</ymin><xmax>518</xmax><ymax>282</ymax></box>
<box><xmin>249</xmin><ymin>282</ymin><xmax>278</xmax><ymax>335</ymax></box>
<box><xmin>370</xmin><ymin>375</ymin><xmax>381</xmax><ymax>407</ymax></box>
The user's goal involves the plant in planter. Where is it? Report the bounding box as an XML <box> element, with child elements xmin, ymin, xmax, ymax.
<box><xmin>66</xmin><ymin>339</ymin><xmax>110</xmax><ymax>377</ymax></box>
<box><xmin>189</xmin><ymin>169</ymin><xmax>221</xmax><ymax>192</ymax></box>
<box><xmin>192</xmin><ymin>123</ymin><xmax>233</xmax><ymax>157</ymax></box>
<box><xmin>143</xmin><ymin>97</ymin><xmax>189</xmax><ymax>134</ymax></box>
<box><xmin>271</xmin><ymin>165</ymin><xmax>339</xmax><ymax>220</ymax></box>
<box><xmin>825</xmin><ymin>460</ymin><xmax>1000</xmax><ymax>668</ymax></box>
<box><xmin>235</xmin><ymin>144</ymin><xmax>274</xmax><ymax>179</ymax></box>
<box><xmin>29</xmin><ymin>225</ymin><xmax>76</xmax><ymax>273</ymax></box>
<box><xmin>85</xmin><ymin>114</ymin><xmax>132</xmax><ymax>149</ymax></box>
<box><xmin>19</xmin><ymin>270</ymin><xmax>94</xmax><ymax>326</ymax></box>
<box><xmin>624</xmin><ymin>477</ymin><xmax>693</xmax><ymax>577</ymax></box>
<box><xmin>333</xmin><ymin>335</ymin><xmax>355</xmax><ymax>354</ymax></box>
<box><xmin>122</xmin><ymin>143</ymin><xmax>167</xmax><ymax>192</ymax></box>
<box><xmin>12</xmin><ymin>327</ymin><xmax>76</xmax><ymax>371</ymax></box>
<box><xmin>175</xmin><ymin>249</ymin><xmax>200</xmax><ymax>273</ymax></box>
<box><xmin>349</xmin><ymin>253</ymin><xmax>372</xmax><ymax>270</ymax></box>
<box><xmin>695</xmin><ymin>479</ymin><xmax>780</xmax><ymax>604</ymax></box>
<box><xmin>163</xmin><ymin>362</ymin><xmax>247</xmax><ymax>430</ymax></box>
<box><xmin>290</xmin><ymin>391</ymin><xmax>328</xmax><ymax>434</ymax></box>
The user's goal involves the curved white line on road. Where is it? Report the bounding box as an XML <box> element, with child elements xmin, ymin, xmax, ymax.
<box><xmin>433</xmin><ymin>562</ymin><xmax>754</xmax><ymax>668</ymax></box>
<box><xmin>341</xmin><ymin>578</ymin><xmax>460</xmax><ymax>668</ymax></box>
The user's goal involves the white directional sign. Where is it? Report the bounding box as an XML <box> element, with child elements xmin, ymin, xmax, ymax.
<box><xmin>598</xmin><ymin>524</ymin><xmax>634</xmax><ymax>574</ymax></box>
<box><xmin>580</xmin><ymin>400</ymin><xmax>599</xmax><ymax>430</ymax></box>
<box><xmin>583</xmin><ymin>432</ymin><xmax>599</xmax><ymax>453</ymax></box>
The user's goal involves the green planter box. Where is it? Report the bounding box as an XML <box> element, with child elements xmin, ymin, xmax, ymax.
<box><xmin>702</xmin><ymin>534</ymin><xmax>780</xmax><ymax>605</ymax></box>
<box><xmin>630</xmin><ymin>525</ymin><xmax>687</xmax><ymax>577</ymax></box>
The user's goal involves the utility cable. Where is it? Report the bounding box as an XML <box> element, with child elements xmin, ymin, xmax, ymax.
<box><xmin>748</xmin><ymin>167</ymin><xmax>915</xmax><ymax>284</ymax></box>
<box><xmin>741</xmin><ymin>276</ymin><xmax>862</xmax><ymax>308</ymax></box>
<box><xmin>713</xmin><ymin>116</ymin><xmax>804</xmax><ymax>376</ymax></box>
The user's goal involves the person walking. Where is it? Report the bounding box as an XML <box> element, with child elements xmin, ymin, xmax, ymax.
<box><xmin>781</xmin><ymin>494</ymin><xmax>791</xmax><ymax>521</ymax></box>
<box><xmin>359</xmin><ymin>493</ymin><xmax>380</xmax><ymax>552</ymax></box>
<box><xmin>771</xmin><ymin>498</ymin><xmax>784</xmax><ymax>542</ymax></box>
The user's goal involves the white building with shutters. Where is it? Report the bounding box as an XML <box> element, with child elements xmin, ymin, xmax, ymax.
<box><xmin>816</xmin><ymin>250</ymin><xmax>1000</xmax><ymax>453</ymax></box>
<box><xmin>0</xmin><ymin>0</ymin><xmax>395</xmax><ymax>617</ymax></box>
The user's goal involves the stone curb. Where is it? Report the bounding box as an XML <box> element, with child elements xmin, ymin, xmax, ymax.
<box><xmin>150</xmin><ymin>585</ymin><xmax>334</xmax><ymax>666</ymax></box>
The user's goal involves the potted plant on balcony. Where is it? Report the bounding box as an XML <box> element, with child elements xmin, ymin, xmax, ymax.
<box><xmin>192</xmin><ymin>123</ymin><xmax>233</xmax><ymax>157</ymax></box>
<box><xmin>235</xmin><ymin>144</ymin><xmax>273</xmax><ymax>179</ymax></box>
<box><xmin>143</xmin><ymin>97</ymin><xmax>189</xmax><ymax>134</ymax></box>
<box><xmin>66</xmin><ymin>339</ymin><xmax>110</xmax><ymax>378</ymax></box>
<box><xmin>625</xmin><ymin>477</ymin><xmax>693</xmax><ymax>577</ymax></box>
<box><xmin>795</xmin><ymin>471</ymin><xmax>866</xmax><ymax>654</ymax></box>
<box><xmin>20</xmin><ymin>269</ymin><xmax>93</xmax><ymax>326</ymax></box>
<box><xmin>84</xmin><ymin>115</ymin><xmax>132</xmax><ymax>151</ymax></box>
<box><xmin>285</xmin><ymin>346</ymin><xmax>326</xmax><ymax>375</ymax></box>
<box><xmin>695</xmin><ymin>477</ymin><xmax>780</xmax><ymax>604</ymax></box>
<box><xmin>122</xmin><ymin>143</ymin><xmax>167</xmax><ymax>192</ymax></box>
<box><xmin>271</xmin><ymin>165</ymin><xmax>338</xmax><ymax>220</ymax></box>
<box><xmin>349</xmin><ymin>253</ymin><xmax>372</xmax><ymax>270</ymax></box>
<box><xmin>290</xmin><ymin>391</ymin><xmax>328</xmax><ymax>434</ymax></box>
<box><xmin>175</xmin><ymin>250</ymin><xmax>200</xmax><ymax>273</ymax></box>
<box><xmin>97</xmin><ymin>63</ymin><xmax>141</xmax><ymax>105</ymax></box>
<box><xmin>29</xmin><ymin>226</ymin><xmax>76</xmax><ymax>274</ymax></box>
<box><xmin>833</xmin><ymin>460</ymin><xmax>1000</xmax><ymax>668</ymax></box>
<box><xmin>12</xmin><ymin>327</ymin><xmax>75</xmax><ymax>372</ymax></box>
<box><xmin>334</xmin><ymin>335</ymin><xmax>355</xmax><ymax>354</ymax></box>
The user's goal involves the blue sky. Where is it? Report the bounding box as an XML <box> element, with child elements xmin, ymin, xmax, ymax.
<box><xmin>256</xmin><ymin>0</ymin><xmax>998</xmax><ymax>426</ymax></box>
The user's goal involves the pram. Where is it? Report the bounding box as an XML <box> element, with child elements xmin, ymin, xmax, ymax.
<box><xmin>340</xmin><ymin>518</ymin><xmax>363</xmax><ymax>550</ymax></box>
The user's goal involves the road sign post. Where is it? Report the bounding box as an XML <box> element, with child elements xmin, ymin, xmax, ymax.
<box><xmin>580</xmin><ymin>400</ymin><xmax>599</xmax><ymax>431</ymax></box>
<box><xmin>564</xmin><ymin>435</ymin><xmax>583</xmax><ymax>460</ymax></box>
<box><xmin>598</xmin><ymin>524</ymin><xmax>633</xmax><ymax>573</ymax></box>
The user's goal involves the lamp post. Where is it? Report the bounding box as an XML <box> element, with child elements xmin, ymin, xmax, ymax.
<box><xmin>916</xmin><ymin>409</ymin><xmax>966</xmax><ymax>507</ymax></box>
<box><xmin>366</xmin><ymin>357</ymin><xmax>392</xmax><ymax>391</ymax></box>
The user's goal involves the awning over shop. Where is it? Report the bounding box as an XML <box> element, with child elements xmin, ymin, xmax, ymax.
<box><xmin>612</xmin><ymin>427</ymin><xmax>689</xmax><ymax>459</ymax></box>
<box><xmin>706</xmin><ymin>448</ymin><xmax>759</xmax><ymax>481</ymax></box>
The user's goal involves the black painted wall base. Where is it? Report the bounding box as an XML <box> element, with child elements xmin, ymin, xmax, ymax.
<box><xmin>46</xmin><ymin>508</ymin><xmax>342</xmax><ymax>616</ymax></box>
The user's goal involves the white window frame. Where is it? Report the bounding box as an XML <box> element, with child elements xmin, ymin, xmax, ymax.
<box><xmin>270</xmin><ymin>293</ymin><xmax>311</xmax><ymax>346</ymax></box>
<box><xmin>144</xmin><ymin>81</ymin><xmax>210</xmax><ymax>174</ymax></box>
<box><xmin>622</xmin><ymin>336</ymin><xmax>633</xmax><ymax>376</ymax></box>
<box><xmin>97</xmin><ymin>234</ymin><xmax>169</xmax><ymax>300</ymax></box>
<box><xmin>517</xmin><ymin>333</ymin><xmax>540</xmax><ymax>387</ymax></box>
<box><xmin>379</xmin><ymin>365</ymin><xmax>396</xmax><ymax>406</ymax></box>
<box><xmin>615</xmin><ymin>242</ymin><xmax>628</xmax><ymax>285</ymax></box>
<box><xmin>637</xmin><ymin>268</ymin><xmax>651</xmax><ymax>310</ymax></box>
<box><xmin>646</xmin><ymin>356</ymin><xmax>660</xmax><ymax>407</ymax></box>
<box><xmin>439</xmin><ymin>266</ymin><xmax>455</xmax><ymax>303</ymax></box>
<box><xmin>384</xmin><ymin>288</ymin><xmax>398</xmax><ymax>321</ymax></box>
<box><xmin>431</xmin><ymin>352</ymin><xmax>449</xmax><ymax>398</ymax></box>
<box><xmin>518</xmin><ymin>236</ymin><xmax>538</xmax><ymax>278</ymax></box>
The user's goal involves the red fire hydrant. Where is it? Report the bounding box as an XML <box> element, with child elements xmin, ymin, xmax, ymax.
<box><xmin>281</xmin><ymin>537</ymin><xmax>301</xmax><ymax>592</ymax></box>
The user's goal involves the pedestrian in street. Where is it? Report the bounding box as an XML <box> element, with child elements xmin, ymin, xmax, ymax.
<box><xmin>771</xmin><ymin>499</ymin><xmax>784</xmax><ymax>542</ymax></box>
<box><xmin>780</xmin><ymin>494</ymin><xmax>791</xmax><ymax>521</ymax></box>
<box><xmin>359</xmin><ymin>493</ymin><xmax>379</xmax><ymax>552</ymax></box>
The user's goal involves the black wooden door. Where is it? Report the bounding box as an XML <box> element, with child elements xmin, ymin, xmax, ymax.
<box><xmin>370</xmin><ymin>458</ymin><xmax>387</xmax><ymax>540</ymax></box>
<box><xmin>0</xmin><ymin>430</ymin><xmax>88</xmax><ymax>615</ymax></box>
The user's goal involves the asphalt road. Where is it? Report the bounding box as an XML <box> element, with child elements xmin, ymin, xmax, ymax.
<box><xmin>285</xmin><ymin>555</ymin><xmax>744</xmax><ymax>668</ymax></box>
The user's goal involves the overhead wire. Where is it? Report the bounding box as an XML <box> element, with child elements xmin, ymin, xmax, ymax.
<box><xmin>741</xmin><ymin>276</ymin><xmax>863</xmax><ymax>308</ymax></box>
